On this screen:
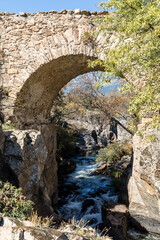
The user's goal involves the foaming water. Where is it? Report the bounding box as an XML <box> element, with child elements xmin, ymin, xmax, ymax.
<box><xmin>57</xmin><ymin>154</ymin><xmax>117</xmax><ymax>227</ymax></box>
<box><xmin>57</xmin><ymin>154</ymin><xmax>160</xmax><ymax>240</ymax></box>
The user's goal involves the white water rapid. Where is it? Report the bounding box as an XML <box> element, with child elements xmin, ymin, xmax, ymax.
<box><xmin>57</xmin><ymin>154</ymin><xmax>160</xmax><ymax>240</ymax></box>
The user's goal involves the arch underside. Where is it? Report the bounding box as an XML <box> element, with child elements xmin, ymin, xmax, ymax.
<box><xmin>14</xmin><ymin>54</ymin><xmax>103</xmax><ymax>126</ymax></box>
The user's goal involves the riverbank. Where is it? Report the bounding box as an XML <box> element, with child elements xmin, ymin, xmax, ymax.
<box><xmin>57</xmin><ymin>152</ymin><xmax>160</xmax><ymax>240</ymax></box>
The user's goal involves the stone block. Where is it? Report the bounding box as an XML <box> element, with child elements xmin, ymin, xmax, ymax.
<box><xmin>102</xmin><ymin>202</ymin><xmax>129</xmax><ymax>240</ymax></box>
<box><xmin>7</xmin><ymin>69</ymin><xmax>18</xmax><ymax>74</ymax></box>
<box><xmin>27</xmin><ymin>19</ymin><xmax>35</xmax><ymax>26</ymax></box>
<box><xmin>19</xmin><ymin>12</ymin><xmax>27</xmax><ymax>17</ymax></box>
<box><xmin>67</xmin><ymin>10</ymin><xmax>74</xmax><ymax>14</ymax></box>
<box><xmin>81</xmin><ymin>10</ymin><xmax>91</xmax><ymax>16</ymax></box>
<box><xmin>97</xmin><ymin>11</ymin><xmax>108</xmax><ymax>15</ymax></box>
<box><xmin>58</xmin><ymin>9</ymin><xmax>67</xmax><ymax>14</ymax></box>
<box><xmin>74</xmin><ymin>9</ymin><xmax>81</xmax><ymax>14</ymax></box>
<box><xmin>49</xmin><ymin>10</ymin><xmax>58</xmax><ymax>14</ymax></box>
<box><xmin>91</xmin><ymin>11</ymin><xmax>97</xmax><ymax>15</ymax></box>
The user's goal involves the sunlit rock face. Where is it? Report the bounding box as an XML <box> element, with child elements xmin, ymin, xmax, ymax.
<box><xmin>1</xmin><ymin>124</ymin><xmax>57</xmax><ymax>216</ymax></box>
<box><xmin>128</xmin><ymin>125</ymin><xmax>160</xmax><ymax>234</ymax></box>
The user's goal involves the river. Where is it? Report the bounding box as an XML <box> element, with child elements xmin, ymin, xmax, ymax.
<box><xmin>57</xmin><ymin>153</ymin><xmax>160</xmax><ymax>240</ymax></box>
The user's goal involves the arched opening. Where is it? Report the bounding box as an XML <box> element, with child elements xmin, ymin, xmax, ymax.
<box><xmin>11</xmin><ymin>52</ymin><xmax>131</xmax><ymax>225</ymax></box>
<box><xmin>10</xmin><ymin>53</ymin><xmax>104</xmax><ymax>217</ymax></box>
<box><xmin>14</xmin><ymin>54</ymin><xmax>103</xmax><ymax>127</ymax></box>
<box><xmin>50</xmin><ymin>70</ymin><xmax>132</xmax><ymax>227</ymax></box>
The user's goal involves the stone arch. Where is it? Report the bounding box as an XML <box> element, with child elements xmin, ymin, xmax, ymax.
<box><xmin>1</xmin><ymin>11</ymin><xmax>107</xmax><ymax>123</ymax></box>
<box><xmin>14</xmin><ymin>54</ymin><xmax>103</xmax><ymax>126</ymax></box>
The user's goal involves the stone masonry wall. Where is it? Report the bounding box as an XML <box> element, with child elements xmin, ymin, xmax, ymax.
<box><xmin>0</xmin><ymin>10</ymin><xmax>107</xmax><ymax>124</ymax></box>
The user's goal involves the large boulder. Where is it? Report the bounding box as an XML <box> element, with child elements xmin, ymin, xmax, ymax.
<box><xmin>81</xmin><ymin>199</ymin><xmax>95</xmax><ymax>213</ymax></box>
<box><xmin>128</xmin><ymin>125</ymin><xmax>160</xmax><ymax>234</ymax></box>
<box><xmin>102</xmin><ymin>201</ymin><xmax>129</xmax><ymax>240</ymax></box>
<box><xmin>2</xmin><ymin>124</ymin><xmax>58</xmax><ymax>217</ymax></box>
<box><xmin>92</xmin><ymin>163</ymin><xmax>108</xmax><ymax>175</ymax></box>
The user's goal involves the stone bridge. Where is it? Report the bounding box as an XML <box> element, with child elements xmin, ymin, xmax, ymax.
<box><xmin>0</xmin><ymin>11</ymin><xmax>160</xmax><ymax>231</ymax></box>
<box><xmin>0</xmin><ymin>10</ymin><xmax>107</xmax><ymax>126</ymax></box>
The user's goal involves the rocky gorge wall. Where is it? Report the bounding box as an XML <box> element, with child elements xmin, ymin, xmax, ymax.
<box><xmin>128</xmin><ymin>122</ymin><xmax>160</xmax><ymax>234</ymax></box>
<box><xmin>0</xmin><ymin>124</ymin><xmax>57</xmax><ymax>216</ymax></box>
<box><xmin>0</xmin><ymin>119</ymin><xmax>160</xmax><ymax>235</ymax></box>
<box><xmin>66</xmin><ymin>112</ymin><xmax>131</xmax><ymax>151</ymax></box>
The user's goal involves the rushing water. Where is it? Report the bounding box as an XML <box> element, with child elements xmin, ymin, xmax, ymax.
<box><xmin>57</xmin><ymin>154</ymin><xmax>118</xmax><ymax>226</ymax></box>
<box><xmin>57</xmin><ymin>154</ymin><xmax>160</xmax><ymax>240</ymax></box>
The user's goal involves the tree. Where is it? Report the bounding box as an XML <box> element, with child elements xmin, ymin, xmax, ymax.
<box><xmin>90</xmin><ymin>0</ymin><xmax>160</xmax><ymax>131</ymax></box>
<box><xmin>54</xmin><ymin>72</ymin><xmax>132</xmax><ymax>135</ymax></box>
<box><xmin>50</xmin><ymin>91</ymin><xmax>77</xmax><ymax>161</ymax></box>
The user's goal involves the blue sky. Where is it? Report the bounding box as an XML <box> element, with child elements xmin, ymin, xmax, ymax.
<box><xmin>1</xmin><ymin>0</ymin><xmax>101</xmax><ymax>14</ymax></box>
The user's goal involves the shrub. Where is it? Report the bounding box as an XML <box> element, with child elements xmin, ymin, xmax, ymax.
<box><xmin>96</xmin><ymin>142</ymin><xmax>132</xmax><ymax>164</ymax></box>
<box><xmin>0</xmin><ymin>181</ymin><xmax>34</xmax><ymax>220</ymax></box>
<box><xmin>2</xmin><ymin>122</ymin><xmax>16</xmax><ymax>130</ymax></box>
<box><xmin>121</xmin><ymin>141</ymin><xmax>132</xmax><ymax>155</ymax></box>
<box><xmin>28</xmin><ymin>210</ymin><xmax>53</xmax><ymax>227</ymax></box>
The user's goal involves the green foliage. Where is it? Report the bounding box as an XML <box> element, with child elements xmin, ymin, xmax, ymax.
<box><xmin>2</xmin><ymin>123</ymin><xmax>16</xmax><ymax>130</ymax></box>
<box><xmin>145</xmin><ymin>134</ymin><xmax>158</xmax><ymax>142</ymax></box>
<box><xmin>81</xmin><ymin>32</ymin><xmax>95</xmax><ymax>46</ymax></box>
<box><xmin>137</xmin><ymin>130</ymin><xmax>145</xmax><ymax>138</ymax></box>
<box><xmin>0</xmin><ymin>181</ymin><xmax>34</xmax><ymax>220</ymax></box>
<box><xmin>111</xmin><ymin>169</ymin><xmax>122</xmax><ymax>178</ymax></box>
<box><xmin>97</xmin><ymin>143</ymin><xmax>123</xmax><ymax>163</ymax></box>
<box><xmin>96</xmin><ymin>142</ymin><xmax>132</xmax><ymax>164</ymax></box>
<box><xmin>90</xmin><ymin>0</ymin><xmax>160</xmax><ymax>130</ymax></box>
<box><xmin>121</xmin><ymin>141</ymin><xmax>133</xmax><ymax>154</ymax></box>
<box><xmin>137</xmin><ymin>130</ymin><xmax>158</xmax><ymax>142</ymax></box>
<box><xmin>56</xmin><ymin>125</ymin><xmax>77</xmax><ymax>161</ymax></box>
